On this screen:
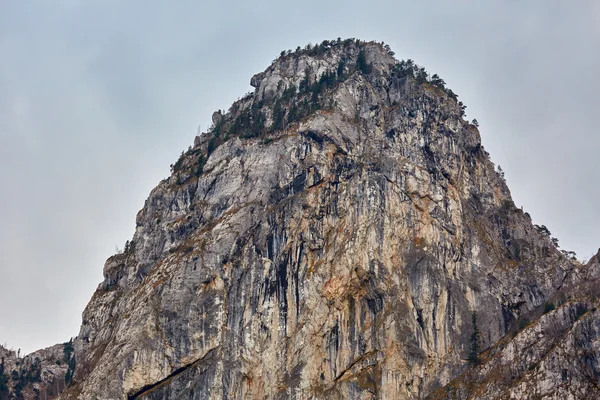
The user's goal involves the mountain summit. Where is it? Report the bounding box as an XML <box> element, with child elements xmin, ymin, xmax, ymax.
<box><xmin>33</xmin><ymin>39</ymin><xmax>600</xmax><ymax>399</ymax></box>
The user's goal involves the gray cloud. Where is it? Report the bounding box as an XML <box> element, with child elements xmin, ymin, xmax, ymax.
<box><xmin>1</xmin><ymin>0</ymin><xmax>598</xmax><ymax>354</ymax></box>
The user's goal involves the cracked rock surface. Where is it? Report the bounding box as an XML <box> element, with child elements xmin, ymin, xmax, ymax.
<box><xmin>57</xmin><ymin>40</ymin><xmax>600</xmax><ymax>399</ymax></box>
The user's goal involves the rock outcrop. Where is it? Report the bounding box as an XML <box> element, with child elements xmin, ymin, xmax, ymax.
<box><xmin>428</xmin><ymin>251</ymin><xmax>600</xmax><ymax>399</ymax></box>
<box><xmin>1</xmin><ymin>342</ymin><xmax>72</xmax><ymax>399</ymax></box>
<box><xmin>53</xmin><ymin>39</ymin><xmax>600</xmax><ymax>399</ymax></box>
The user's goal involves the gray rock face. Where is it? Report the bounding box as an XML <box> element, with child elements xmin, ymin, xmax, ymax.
<box><xmin>57</xmin><ymin>40</ymin><xmax>600</xmax><ymax>399</ymax></box>
<box><xmin>1</xmin><ymin>343</ymin><xmax>71</xmax><ymax>399</ymax></box>
<box><xmin>429</xmin><ymin>251</ymin><xmax>600</xmax><ymax>399</ymax></box>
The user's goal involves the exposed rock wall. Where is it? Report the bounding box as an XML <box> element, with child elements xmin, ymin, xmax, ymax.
<box><xmin>58</xmin><ymin>40</ymin><xmax>599</xmax><ymax>399</ymax></box>
<box><xmin>1</xmin><ymin>343</ymin><xmax>70</xmax><ymax>399</ymax></box>
<box><xmin>428</xmin><ymin>252</ymin><xmax>600</xmax><ymax>399</ymax></box>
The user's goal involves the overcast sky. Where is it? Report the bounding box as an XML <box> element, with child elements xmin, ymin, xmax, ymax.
<box><xmin>1</xmin><ymin>1</ymin><xmax>598</xmax><ymax>355</ymax></box>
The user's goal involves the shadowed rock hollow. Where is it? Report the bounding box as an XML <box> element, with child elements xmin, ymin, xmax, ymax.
<box><xmin>53</xmin><ymin>39</ymin><xmax>600</xmax><ymax>400</ymax></box>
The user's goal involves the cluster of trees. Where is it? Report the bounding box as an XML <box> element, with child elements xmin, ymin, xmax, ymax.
<box><xmin>279</xmin><ymin>37</ymin><xmax>363</xmax><ymax>61</ymax></box>
<box><xmin>562</xmin><ymin>249</ymin><xmax>578</xmax><ymax>260</ymax></box>
<box><xmin>0</xmin><ymin>356</ymin><xmax>42</xmax><ymax>399</ymax></box>
<box><xmin>213</xmin><ymin>51</ymin><xmax>360</xmax><ymax>151</ymax></box>
<box><xmin>0</xmin><ymin>344</ymin><xmax>76</xmax><ymax>400</ymax></box>
<box><xmin>172</xmin><ymin>38</ymin><xmax>474</xmax><ymax>182</ymax></box>
<box><xmin>271</xmin><ymin>59</ymin><xmax>358</xmax><ymax>132</ymax></box>
<box><xmin>0</xmin><ymin>358</ymin><xmax>9</xmax><ymax>400</ymax></box>
<box><xmin>170</xmin><ymin>144</ymin><xmax>206</xmax><ymax>180</ymax></box>
<box><xmin>392</xmin><ymin>59</ymin><xmax>468</xmax><ymax>116</ymax></box>
<box><xmin>534</xmin><ymin>224</ymin><xmax>552</xmax><ymax>237</ymax></box>
<box><xmin>278</xmin><ymin>38</ymin><xmax>397</xmax><ymax>63</ymax></box>
<box><xmin>226</xmin><ymin>98</ymin><xmax>266</xmax><ymax>139</ymax></box>
<box><xmin>532</xmin><ymin>224</ymin><xmax>580</xmax><ymax>260</ymax></box>
<box><xmin>171</xmin><ymin>151</ymin><xmax>187</xmax><ymax>173</ymax></box>
<box><xmin>533</xmin><ymin>224</ymin><xmax>562</xmax><ymax>248</ymax></box>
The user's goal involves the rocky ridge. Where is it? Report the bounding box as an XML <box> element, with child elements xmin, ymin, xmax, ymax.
<box><xmin>42</xmin><ymin>39</ymin><xmax>600</xmax><ymax>399</ymax></box>
<box><xmin>0</xmin><ymin>342</ymin><xmax>72</xmax><ymax>399</ymax></box>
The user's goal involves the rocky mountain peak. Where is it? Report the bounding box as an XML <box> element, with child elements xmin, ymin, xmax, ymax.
<box><xmin>249</xmin><ymin>40</ymin><xmax>396</xmax><ymax>100</ymax></box>
<box><xmin>47</xmin><ymin>39</ymin><xmax>600</xmax><ymax>400</ymax></box>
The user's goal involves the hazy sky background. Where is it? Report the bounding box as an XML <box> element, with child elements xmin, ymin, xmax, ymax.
<box><xmin>1</xmin><ymin>1</ymin><xmax>598</xmax><ymax>355</ymax></box>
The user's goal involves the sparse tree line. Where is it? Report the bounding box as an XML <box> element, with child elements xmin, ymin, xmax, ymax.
<box><xmin>0</xmin><ymin>340</ymin><xmax>75</xmax><ymax>399</ymax></box>
<box><xmin>533</xmin><ymin>223</ymin><xmax>580</xmax><ymax>261</ymax></box>
<box><xmin>0</xmin><ymin>354</ymin><xmax>42</xmax><ymax>399</ymax></box>
<box><xmin>169</xmin><ymin>38</ymin><xmax>472</xmax><ymax>184</ymax></box>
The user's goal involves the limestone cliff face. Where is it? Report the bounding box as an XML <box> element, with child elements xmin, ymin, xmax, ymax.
<box><xmin>59</xmin><ymin>40</ymin><xmax>600</xmax><ymax>399</ymax></box>
<box><xmin>428</xmin><ymin>251</ymin><xmax>600</xmax><ymax>399</ymax></box>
